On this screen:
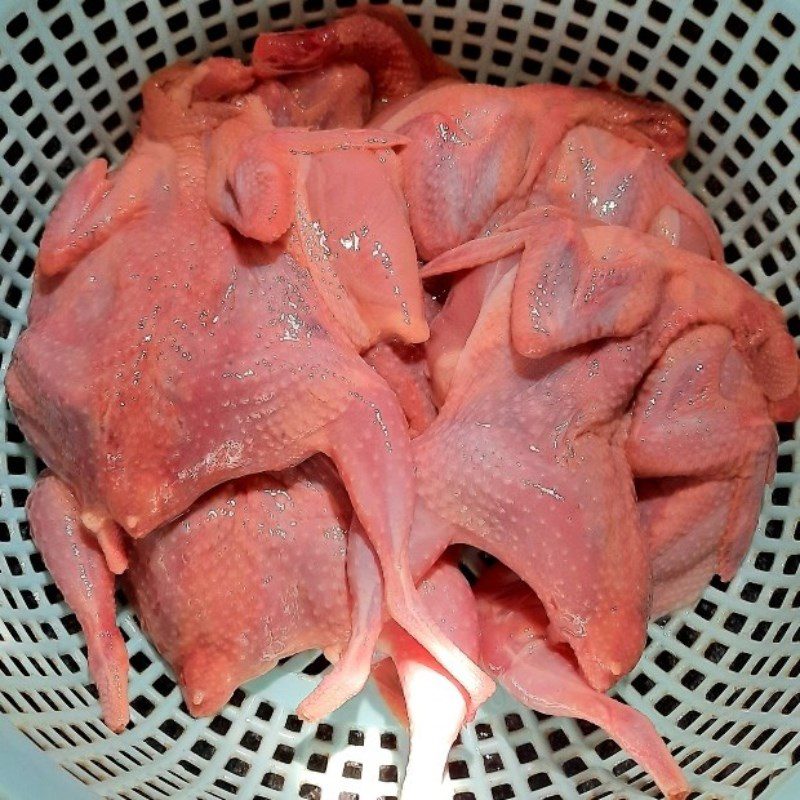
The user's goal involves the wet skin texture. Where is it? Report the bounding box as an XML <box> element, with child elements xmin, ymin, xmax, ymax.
<box><xmin>11</xmin><ymin>8</ymin><xmax>799</xmax><ymax>799</ymax></box>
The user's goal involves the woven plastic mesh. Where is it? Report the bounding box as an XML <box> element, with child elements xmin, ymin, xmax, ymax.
<box><xmin>0</xmin><ymin>1</ymin><xmax>798</xmax><ymax>798</ymax></box>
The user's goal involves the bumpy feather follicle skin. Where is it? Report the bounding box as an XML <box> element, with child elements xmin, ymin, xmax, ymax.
<box><xmin>10</xmin><ymin>7</ymin><xmax>798</xmax><ymax>800</ymax></box>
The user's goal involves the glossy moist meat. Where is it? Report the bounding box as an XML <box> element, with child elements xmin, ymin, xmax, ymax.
<box><xmin>10</xmin><ymin>7</ymin><xmax>799</xmax><ymax>800</ymax></box>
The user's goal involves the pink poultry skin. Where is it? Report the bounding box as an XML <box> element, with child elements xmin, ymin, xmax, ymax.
<box><xmin>9</xmin><ymin>7</ymin><xmax>799</xmax><ymax>800</ymax></box>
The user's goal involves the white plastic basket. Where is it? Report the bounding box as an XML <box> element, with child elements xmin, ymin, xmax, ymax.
<box><xmin>0</xmin><ymin>1</ymin><xmax>798</xmax><ymax>798</ymax></box>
